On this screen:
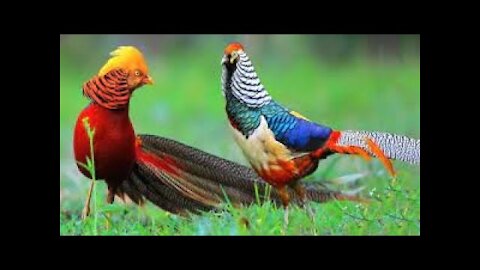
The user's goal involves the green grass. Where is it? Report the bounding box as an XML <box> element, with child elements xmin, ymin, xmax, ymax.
<box><xmin>60</xmin><ymin>173</ymin><xmax>419</xmax><ymax>235</ymax></box>
<box><xmin>60</xmin><ymin>35</ymin><xmax>420</xmax><ymax>235</ymax></box>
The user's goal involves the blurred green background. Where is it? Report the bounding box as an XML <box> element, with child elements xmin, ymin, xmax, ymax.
<box><xmin>60</xmin><ymin>35</ymin><xmax>420</xmax><ymax>235</ymax></box>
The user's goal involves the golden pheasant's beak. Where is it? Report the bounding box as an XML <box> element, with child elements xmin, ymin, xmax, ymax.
<box><xmin>143</xmin><ymin>75</ymin><xmax>154</xmax><ymax>85</ymax></box>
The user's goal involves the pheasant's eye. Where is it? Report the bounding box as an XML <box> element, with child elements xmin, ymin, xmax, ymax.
<box><xmin>134</xmin><ymin>70</ymin><xmax>141</xmax><ymax>76</ymax></box>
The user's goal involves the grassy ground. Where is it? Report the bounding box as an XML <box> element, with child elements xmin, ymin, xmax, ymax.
<box><xmin>60</xmin><ymin>35</ymin><xmax>420</xmax><ymax>235</ymax></box>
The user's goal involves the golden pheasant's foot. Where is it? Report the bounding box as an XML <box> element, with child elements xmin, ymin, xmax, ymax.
<box><xmin>81</xmin><ymin>180</ymin><xmax>95</xmax><ymax>220</ymax></box>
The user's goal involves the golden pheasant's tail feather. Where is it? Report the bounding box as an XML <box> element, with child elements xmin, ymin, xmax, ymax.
<box><xmin>123</xmin><ymin>134</ymin><xmax>367</xmax><ymax>215</ymax></box>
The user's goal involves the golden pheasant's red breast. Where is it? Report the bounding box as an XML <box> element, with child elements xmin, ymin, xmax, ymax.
<box><xmin>73</xmin><ymin>103</ymin><xmax>136</xmax><ymax>189</ymax></box>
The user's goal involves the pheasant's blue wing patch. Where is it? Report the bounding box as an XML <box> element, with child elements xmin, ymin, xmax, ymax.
<box><xmin>263</xmin><ymin>103</ymin><xmax>332</xmax><ymax>152</ymax></box>
<box><xmin>279</xmin><ymin>116</ymin><xmax>332</xmax><ymax>152</ymax></box>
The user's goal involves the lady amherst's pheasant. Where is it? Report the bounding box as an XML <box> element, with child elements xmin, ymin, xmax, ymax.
<box><xmin>220</xmin><ymin>42</ymin><xmax>420</xmax><ymax>225</ymax></box>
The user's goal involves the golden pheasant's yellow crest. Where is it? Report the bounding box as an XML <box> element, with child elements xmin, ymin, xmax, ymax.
<box><xmin>98</xmin><ymin>46</ymin><xmax>149</xmax><ymax>77</ymax></box>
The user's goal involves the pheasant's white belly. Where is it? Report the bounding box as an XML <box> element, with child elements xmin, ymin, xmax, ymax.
<box><xmin>229</xmin><ymin>116</ymin><xmax>293</xmax><ymax>172</ymax></box>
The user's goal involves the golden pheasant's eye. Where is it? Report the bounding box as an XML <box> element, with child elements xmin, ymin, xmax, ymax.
<box><xmin>134</xmin><ymin>70</ymin><xmax>141</xmax><ymax>77</ymax></box>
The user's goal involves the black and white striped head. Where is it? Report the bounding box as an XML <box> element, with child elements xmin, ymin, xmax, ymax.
<box><xmin>221</xmin><ymin>42</ymin><xmax>271</xmax><ymax>108</ymax></box>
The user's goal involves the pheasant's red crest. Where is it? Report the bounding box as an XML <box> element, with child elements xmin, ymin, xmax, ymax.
<box><xmin>224</xmin><ymin>42</ymin><xmax>244</xmax><ymax>54</ymax></box>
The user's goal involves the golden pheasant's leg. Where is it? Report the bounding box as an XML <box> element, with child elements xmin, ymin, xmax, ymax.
<box><xmin>277</xmin><ymin>185</ymin><xmax>290</xmax><ymax>230</ymax></box>
<box><xmin>291</xmin><ymin>181</ymin><xmax>315</xmax><ymax>224</ymax></box>
<box><xmin>81</xmin><ymin>180</ymin><xmax>95</xmax><ymax>220</ymax></box>
<box><xmin>105</xmin><ymin>186</ymin><xmax>117</xmax><ymax>230</ymax></box>
<box><xmin>106</xmin><ymin>186</ymin><xmax>115</xmax><ymax>204</ymax></box>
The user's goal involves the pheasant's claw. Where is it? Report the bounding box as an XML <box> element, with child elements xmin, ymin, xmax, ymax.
<box><xmin>364</xmin><ymin>137</ymin><xmax>397</xmax><ymax>178</ymax></box>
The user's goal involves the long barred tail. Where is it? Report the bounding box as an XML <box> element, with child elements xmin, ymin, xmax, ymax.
<box><xmin>119</xmin><ymin>134</ymin><xmax>365</xmax><ymax>215</ymax></box>
<box><xmin>337</xmin><ymin>130</ymin><xmax>420</xmax><ymax>165</ymax></box>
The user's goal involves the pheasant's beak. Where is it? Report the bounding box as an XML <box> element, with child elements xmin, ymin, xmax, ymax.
<box><xmin>143</xmin><ymin>75</ymin><xmax>154</xmax><ymax>85</ymax></box>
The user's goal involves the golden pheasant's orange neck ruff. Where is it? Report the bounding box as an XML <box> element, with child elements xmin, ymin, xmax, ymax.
<box><xmin>83</xmin><ymin>69</ymin><xmax>131</xmax><ymax>110</ymax></box>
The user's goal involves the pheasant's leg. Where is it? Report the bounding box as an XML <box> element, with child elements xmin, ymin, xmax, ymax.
<box><xmin>105</xmin><ymin>186</ymin><xmax>117</xmax><ymax>230</ymax></box>
<box><xmin>291</xmin><ymin>181</ymin><xmax>315</xmax><ymax>223</ymax></box>
<box><xmin>81</xmin><ymin>180</ymin><xmax>95</xmax><ymax>220</ymax></box>
<box><xmin>107</xmin><ymin>186</ymin><xmax>116</xmax><ymax>204</ymax></box>
<box><xmin>277</xmin><ymin>185</ymin><xmax>290</xmax><ymax>230</ymax></box>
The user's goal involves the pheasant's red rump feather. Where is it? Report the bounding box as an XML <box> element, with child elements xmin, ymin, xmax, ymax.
<box><xmin>225</xmin><ymin>42</ymin><xmax>244</xmax><ymax>55</ymax></box>
<box><xmin>136</xmin><ymin>146</ymin><xmax>181</xmax><ymax>177</ymax></box>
